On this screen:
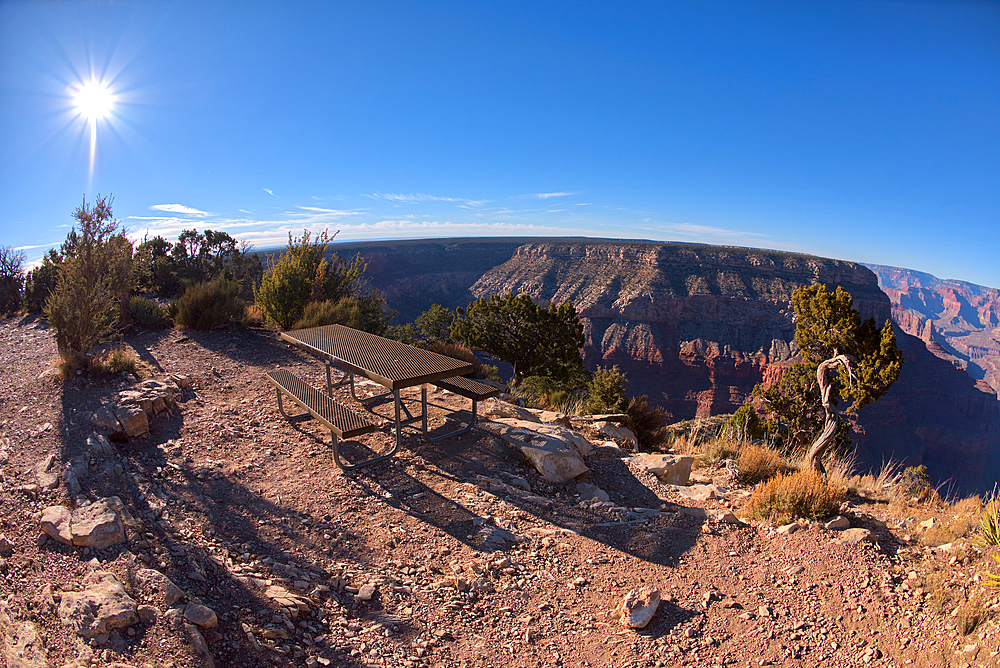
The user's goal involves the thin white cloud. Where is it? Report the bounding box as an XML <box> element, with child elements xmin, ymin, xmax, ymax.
<box><xmin>293</xmin><ymin>206</ymin><xmax>359</xmax><ymax>215</ymax></box>
<box><xmin>533</xmin><ymin>191</ymin><xmax>582</xmax><ymax>199</ymax></box>
<box><xmin>150</xmin><ymin>204</ymin><xmax>210</xmax><ymax>216</ymax></box>
<box><xmin>263</xmin><ymin>188</ymin><xmax>278</xmax><ymax>197</ymax></box>
<box><xmin>363</xmin><ymin>192</ymin><xmax>490</xmax><ymax>207</ymax></box>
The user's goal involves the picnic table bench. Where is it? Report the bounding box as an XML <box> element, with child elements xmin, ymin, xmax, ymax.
<box><xmin>265</xmin><ymin>369</ymin><xmax>380</xmax><ymax>470</ymax></box>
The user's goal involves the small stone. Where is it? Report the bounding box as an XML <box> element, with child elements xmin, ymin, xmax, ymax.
<box><xmin>758</xmin><ymin>605</ymin><xmax>773</xmax><ymax>618</ymax></box>
<box><xmin>919</xmin><ymin>517</ymin><xmax>936</xmax><ymax>529</ymax></box>
<box><xmin>0</xmin><ymin>534</ymin><xmax>13</xmax><ymax>554</ymax></box>
<box><xmin>834</xmin><ymin>528</ymin><xmax>872</xmax><ymax>545</ymax></box>
<box><xmin>356</xmin><ymin>584</ymin><xmax>376</xmax><ymax>601</ymax></box>
<box><xmin>776</xmin><ymin>523</ymin><xmax>800</xmax><ymax>535</ymax></box>
<box><xmin>137</xmin><ymin>605</ymin><xmax>158</xmax><ymax>624</ymax></box>
<box><xmin>576</xmin><ymin>482</ymin><xmax>610</xmax><ymax>503</ymax></box>
<box><xmin>184</xmin><ymin>603</ymin><xmax>218</xmax><ymax>629</ymax></box>
<box><xmin>785</xmin><ymin>565</ymin><xmax>805</xmax><ymax>576</ymax></box>
<box><xmin>823</xmin><ymin>516</ymin><xmax>851</xmax><ymax>530</ymax></box>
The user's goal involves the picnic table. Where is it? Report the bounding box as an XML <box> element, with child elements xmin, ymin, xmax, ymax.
<box><xmin>266</xmin><ymin>324</ymin><xmax>498</xmax><ymax>470</ymax></box>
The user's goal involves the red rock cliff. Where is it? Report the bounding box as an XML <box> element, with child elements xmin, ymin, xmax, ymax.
<box><xmin>473</xmin><ymin>243</ymin><xmax>1000</xmax><ymax>494</ymax></box>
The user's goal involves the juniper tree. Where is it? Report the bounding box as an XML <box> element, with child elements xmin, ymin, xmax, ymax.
<box><xmin>450</xmin><ymin>292</ymin><xmax>585</xmax><ymax>386</ymax></box>
<box><xmin>754</xmin><ymin>283</ymin><xmax>902</xmax><ymax>473</ymax></box>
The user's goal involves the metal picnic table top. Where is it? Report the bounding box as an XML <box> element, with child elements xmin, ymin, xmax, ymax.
<box><xmin>280</xmin><ymin>324</ymin><xmax>473</xmax><ymax>391</ymax></box>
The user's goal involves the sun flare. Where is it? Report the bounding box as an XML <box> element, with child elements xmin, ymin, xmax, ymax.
<box><xmin>74</xmin><ymin>80</ymin><xmax>114</xmax><ymax>121</ymax></box>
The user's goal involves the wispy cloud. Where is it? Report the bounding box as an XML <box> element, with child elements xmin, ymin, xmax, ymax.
<box><xmin>150</xmin><ymin>204</ymin><xmax>210</xmax><ymax>216</ymax></box>
<box><xmin>263</xmin><ymin>188</ymin><xmax>278</xmax><ymax>197</ymax></box>
<box><xmin>532</xmin><ymin>191</ymin><xmax>582</xmax><ymax>199</ymax></box>
<box><xmin>363</xmin><ymin>192</ymin><xmax>490</xmax><ymax>207</ymax></box>
<box><xmin>293</xmin><ymin>206</ymin><xmax>359</xmax><ymax>215</ymax></box>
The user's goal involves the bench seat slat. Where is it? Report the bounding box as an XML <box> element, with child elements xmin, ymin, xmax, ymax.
<box><xmin>266</xmin><ymin>369</ymin><xmax>376</xmax><ymax>439</ymax></box>
<box><xmin>432</xmin><ymin>377</ymin><xmax>499</xmax><ymax>401</ymax></box>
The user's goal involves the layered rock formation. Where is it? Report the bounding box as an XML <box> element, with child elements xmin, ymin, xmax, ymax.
<box><xmin>471</xmin><ymin>241</ymin><xmax>1000</xmax><ymax>495</ymax></box>
<box><xmin>864</xmin><ymin>264</ymin><xmax>1000</xmax><ymax>399</ymax></box>
<box><xmin>472</xmin><ymin>242</ymin><xmax>889</xmax><ymax>419</ymax></box>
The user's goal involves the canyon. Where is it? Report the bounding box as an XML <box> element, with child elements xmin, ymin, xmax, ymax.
<box><xmin>341</xmin><ymin>238</ymin><xmax>1000</xmax><ymax>495</ymax></box>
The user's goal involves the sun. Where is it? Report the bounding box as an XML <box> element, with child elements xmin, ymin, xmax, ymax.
<box><xmin>73</xmin><ymin>80</ymin><xmax>115</xmax><ymax>121</ymax></box>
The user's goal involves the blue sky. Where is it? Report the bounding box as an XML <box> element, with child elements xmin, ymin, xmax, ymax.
<box><xmin>2</xmin><ymin>1</ymin><xmax>998</xmax><ymax>287</ymax></box>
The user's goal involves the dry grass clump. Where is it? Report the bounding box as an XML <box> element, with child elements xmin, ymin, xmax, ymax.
<box><xmin>670</xmin><ymin>433</ymin><xmax>741</xmax><ymax>469</ymax></box>
<box><xmin>735</xmin><ymin>444</ymin><xmax>787</xmax><ymax>486</ymax></box>
<box><xmin>243</xmin><ymin>304</ymin><xmax>265</xmax><ymax>328</ymax></box>
<box><xmin>922</xmin><ymin>496</ymin><xmax>982</xmax><ymax>547</ymax></box>
<box><xmin>956</xmin><ymin>592</ymin><xmax>994</xmax><ymax>635</ymax></box>
<box><xmin>59</xmin><ymin>345</ymin><xmax>143</xmax><ymax>379</ymax></box>
<box><xmin>743</xmin><ymin>470</ymin><xmax>847</xmax><ymax>524</ymax></box>
<box><xmin>828</xmin><ymin>458</ymin><xmax>903</xmax><ymax>500</ymax></box>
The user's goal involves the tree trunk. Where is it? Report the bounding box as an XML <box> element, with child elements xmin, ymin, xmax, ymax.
<box><xmin>804</xmin><ymin>353</ymin><xmax>857</xmax><ymax>475</ymax></box>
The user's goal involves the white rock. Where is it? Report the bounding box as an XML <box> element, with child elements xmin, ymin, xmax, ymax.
<box><xmin>629</xmin><ymin>454</ymin><xmax>694</xmax><ymax>485</ymax></box>
<box><xmin>620</xmin><ymin>586</ymin><xmax>660</xmax><ymax>629</ymax></box>
<box><xmin>594</xmin><ymin>421</ymin><xmax>638</xmax><ymax>447</ymax></box>
<box><xmin>823</xmin><ymin>516</ymin><xmax>851</xmax><ymax>530</ymax></box>
<box><xmin>777</xmin><ymin>522</ymin><xmax>800</xmax><ymax>535</ymax></box>
<box><xmin>576</xmin><ymin>482</ymin><xmax>610</xmax><ymax>503</ymax></box>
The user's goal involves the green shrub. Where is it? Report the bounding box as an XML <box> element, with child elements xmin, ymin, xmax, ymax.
<box><xmin>256</xmin><ymin>249</ymin><xmax>314</xmax><ymax>329</ymax></box>
<box><xmin>45</xmin><ymin>196</ymin><xmax>134</xmax><ymax>365</ymax></box>
<box><xmin>292</xmin><ymin>298</ymin><xmax>351</xmax><ymax>330</ymax></box>
<box><xmin>174</xmin><ymin>276</ymin><xmax>246</xmax><ymax>330</ymax></box>
<box><xmin>255</xmin><ymin>229</ymin><xmax>365</xmax><ymax>329</ymax></box>
<box><xmin>899</xmin><ymin>465</ymin><xmax>933</xmax><ymax>497</ymax></box>
<box><xmin>130</xmin><ymin>295</ymin><xmax>167</xmax><ymax>328</ymax></box>
<box><xmin>626</xmin><ymin>395</ymin><xmax>670</xmax><ymax>451</ymax></box>
<box><xmin>584</xmin><ymin>365</ymin><xmax>628</xmax><ymax>415</ymax></box>
<box><xmin>415</xmin><ymin>304</ymin><xmax>455</xmax><ymax>343</ymax></box>
<box><xmin>23</xmin><ymin>250</ymin><xmax>61</xmax><ymax>313</ymax></box>
<box><xmin>723</xmin><ymin>402</ymin><xmax>766</xmax><ymax>441</ymax></box>
<box><xmin>743</xmin><ymin>470</ymin><xmax>847</xmax><ymax>524</ymax></box>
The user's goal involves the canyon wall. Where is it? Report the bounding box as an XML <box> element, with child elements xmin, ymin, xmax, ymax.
<box><xmin>864</xmin><ymin>264</ymin><xmax>1000</xmax><ymax>399</ymax></box>
<box><xmin>329</xmin><ymin>238</ymin><xmax>529</xmax><ymax>321</ymax></box>
<box><xmin>472</xmin><ymin>242</ymin><xmax>1000</xmax><ymax>495</ymax></box>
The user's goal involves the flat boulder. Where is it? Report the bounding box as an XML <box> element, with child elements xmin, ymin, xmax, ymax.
<box><xmin>58</xmin><ymin>571</ymin><xmax>138</xmax><ymax>643</ymax></box>
<box><xmin>134</xmin><ymin>569</ymin><xmax>185</xmax><ymax>607</ymax></box>
<box><xmin>38</xmin><ymin>499</ymin><xmax>126</xmax><ymax>550</ymax></box>
<box><xmin>70</xmin><ymin>500</ymin><xmax>125</xmax><ymax>549</ymax></box>
<box><xmin>490</xmin><ymin>419</ymin><xmax>590</xmax><ymax>483</ymax></box>
<box><xmin>0</xmin><ymin>600</ymin><xmax>47</xmax><ymax>668</ymax></box>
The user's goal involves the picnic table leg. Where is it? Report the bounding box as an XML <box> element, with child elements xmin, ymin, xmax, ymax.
<box><xmin>418</xmin><ymin>385</ymin><xmax>479</xmax><ymax>442</ymax></box>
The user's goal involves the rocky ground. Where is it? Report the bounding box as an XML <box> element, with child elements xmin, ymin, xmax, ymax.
<box><xmin>1</xmin><ymin>314</ymin><xmax>999</xmax><ymax>668</ymax></box>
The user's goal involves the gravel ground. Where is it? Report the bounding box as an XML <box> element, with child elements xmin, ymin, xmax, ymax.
<box><xmin>1</xmin><ymin>313</ymin><xmax>998</xmax><ymax>668</ymax></box>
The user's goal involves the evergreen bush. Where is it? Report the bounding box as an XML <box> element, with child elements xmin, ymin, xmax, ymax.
<box><xmin>174</xmin><ymin>276</ymin><xmax>246</xmax><ymax>330</ymax></box>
